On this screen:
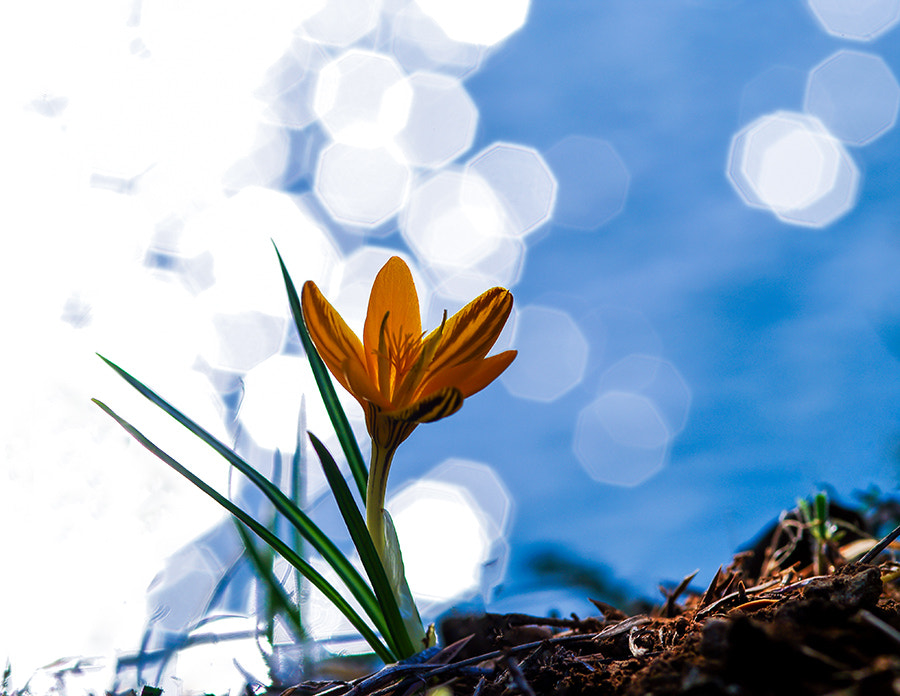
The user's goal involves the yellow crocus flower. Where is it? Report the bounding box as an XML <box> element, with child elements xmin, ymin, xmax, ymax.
<box><xmin>300</xmin><ymin>256</ymin><xmax>516</xmax><ymax>557</ymax></box>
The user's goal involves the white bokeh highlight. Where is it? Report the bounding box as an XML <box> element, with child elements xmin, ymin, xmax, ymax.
<box><xmin>401</xmin><ymin>168</ymin><xmax>520</xmax><ymax>299</ymax></box>
<box><xmin>394</xmin><ymin>72</ymin><xmax>478</xmax><ymax>167</ymax></box>
<box><xmin>574</xmin><ymin>392</ymin><xmax>670</xmax><ymax>487</ymax></box>
<box><xmin>598</xmin><ymin>355</ymin><xmax>692</xmax><ymax>437</ymax></box>
<box><xmin>414</xmin><ymin>0</ymin><xmax>530</xmax><ymax>46</ymax></box>
<box><xmin>389</xmin><ymin>458</ymin><xmax>511</xmax><ymax>607</ymax></box>
<box><xmin>501</xmin><ymin>305</ymin><xmax>589</xmax><ymax>402</ymax></box>
<box><xmin>466</xmin><ymin>143</ymin><xmax>557</xmax><ymax>237</ymax></box>
<box><xmin>315</xmin><ymin>143</ymin><xmax>412</xmax><ymax>226</ymax></box>
<box><xmin>574</xmin><ymin>354</ymin><xmax>690</xmax><ymax>486</ymax></box>
<box><xmin>314</xmin><ymin>50</ymin><xmax>412</xmax><ymax>148</ymax></box>
<box><xmin>806</xmin><ymin>0</ymin><xmax>900</xmax><ymax>41</ymax></box>
<box><xmin>727</xmin><ymin>111</ymin><xmax>860</xmax><ymax>227</ymax></box>
<box><xmin>389</xmin><ymin>482</ymin><xmax>491</xmax><ymax>603</ymax></box>
<box><xmin>805</xmin><ymin>50</ymin><xmax>900</xmax><ymax>146</ymax></box>
<box><xmin>390</xmin><ymin>3</ymin><xmax>486</xmax><ymax>76</ymax></box>
<box><xmin>430</xmin><ymin>234</ymin><xmax>526</xmax><ymax>302</ymax></box>
<box><xmin>238</xmin><ymin>353</ymin><xmax>366</xmax><ymax>491</ymax></box>
<box><xmin>301</xmin><ymin>0</ymin><xmax>379</xmax><ymax>46</ymax></box>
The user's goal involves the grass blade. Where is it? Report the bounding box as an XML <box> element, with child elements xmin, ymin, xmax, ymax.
<box><xmin>93</xmin><ymin>397</ymin><xmax>394</xmax><ymax>663</ymax></box>
<box><xmin>233</xmin><ymin>519</ymin><xmax>305</xmax><ymax>642</ymax></box>
<box><xmin>274</xmin><ymin>244</ymin><xmax>368</xmax><ymax>504</ymax></box>
<box><xmin>308</xmin><ymin>432</ymin><xmax>418</xmax><ymax>659</ymax></box>
<box><xmin>95</xmin><ymin>355</ymin><xmax>389</xmax><ymax>644</ymax></box>
<box><xmin>290</xmin><ymin>398</ymin><xmax>307</xmax><ymax>630</ymax></box>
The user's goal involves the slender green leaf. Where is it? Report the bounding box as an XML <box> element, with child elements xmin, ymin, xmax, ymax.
<box><xmin>382</xmin><ymin>509</ymin><xmax>429</xmax><ymax>647</ymax></box>
<box><xmin>95</xmin><ymin>355</ymin><xmax>388</xmax><ymax>641</ymax></box>
<box><xmin>274</xmin><ymin>244</ymin><xmax>368</xmax><ymax>504</ymax></box>
<box><xmin>93</xmin><ymin>398</ymin><xmax>394</xmax><ymax>663</ymax></box>
<box><xmin>290</xmin><ymin>398</ymin><xmax>307</xmax><ymax>624</ymax></box>
<box><xmin>308</xmin><ymin>432</ymin><xmax>419</xmax><ymax>659</ymax></box>
<box><xmin>234</xmin><ymin>519</ymin><xmax>305</xmax><ymax>643</ymax></box>
<box><xmin>249</xmin><ymin>458</ymin><xmax>284</xmax><ymax>648</ymax></box>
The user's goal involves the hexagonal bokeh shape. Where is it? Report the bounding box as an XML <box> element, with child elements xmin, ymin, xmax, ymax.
<box><xmin>315</xmin><ymin>142</ymin><xmax>411</xmax><ymax>227</ymax></box>
<box><xmin>302</xmin><ymin>0</ymin><xmax>380</xmax><ymax>47</ymax></box>
<box><xmin>425</xmin><ymin>458</ymin><xmax>513</xmax><ymax>538</ymax></box>
<box><xmin>727</xmin><ymin>111</ymin><xmax>859</xmax><ymax>227</ymax></box>
<box><xmin>401</xmin><ymin>168</ymin><xmax>513</xmax><ymax>276</ymax></box>
<box><xmin>239</xmin><ymin>353</ymin><xmax>364</xmax><ymax>458</ymax></box>
<box><xmin>544</xmin><ymin>135</ymin><xmax>629</xmax><ymax>230</ymax></box>
<box><xmin>394</xmin><ymin>72</ymin><xmax>478</xmax><ymax>168</ymax></box>
<box><xmin>389</xmin><ymin>479</ymin><xmax>495</xmax><ymax>603</ymax></box>
<box><xmin>805</xmin><ymin>50</ymin><xmax>900</xmax><ymax>145</ymax></box>
<box><xmin>573</xmin><ymin>391</ymin><xmax>670</xmax><ymax>487</ymax></box>
<box><xmin>598</xmin><ymin>354</ymin><xmax>692</xmax><ymax>436</ymax></box>
<box><xmin>806</xmin><ymin>0</ymin><xmax>900</xmax><ymax>41</ymax></box>
<box><xmin>466</xmin><ymin>142</ymin><xmax>557</xmax><ymax>237</ymax></box>
<box><xmin>178</xmin><ymin>186</ymin><xmax>342</xmax><ymax>315</ymax></box>
<box><xmin>390</xmin><ymin>2</ymin><xmax>485</xmax><ymax>77</ymax></box>
<box><xmin>414</xmin><ymin>0</ymin><xmax>529</xmax><ymax>46</ymax></box>
<box><xmin>208</xmin><ymin>310</ymin><xmax>286</xmax><ymax>374</ymax></box>
<box><xmin>500</xmin><ymin>305</ymin><xmax>588</xmax><ymax>402</ymax></box>
<box><xmin>145</xmin><ymin>543</ymin><xmax>224</xmax><ymax>634</ymax></box>
<box><xmin>313</xmin><ymin>49</ymin><xmax>411</xmax><ymax>147</ymax></box>
<box><xmin>429</xmin><ymin>233</ymin><xmax>526</xmax><ymax>302</ymax></box>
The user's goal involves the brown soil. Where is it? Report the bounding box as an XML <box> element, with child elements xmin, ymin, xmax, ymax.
<box><xmin>274</xmin><ymin>510</ymin><xmax>900</xmax><ymax>696</ymax></box>
<box><xmin>439</xmin><ymin>563</ymin><xmax>900</xmax><ymax>695</ymax></box>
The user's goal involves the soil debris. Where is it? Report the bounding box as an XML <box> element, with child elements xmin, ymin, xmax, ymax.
<box><xmin>271</xmin><ymin>502</ymin><xmax>900</xmax><ymax>696</ymax></box>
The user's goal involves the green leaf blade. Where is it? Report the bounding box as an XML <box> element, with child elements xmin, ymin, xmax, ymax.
<box><xmin>273</xmin><ymin>245</ymin><xmax>369</xmax><ymax>504</ymax></box>
<box><xmin>308</xmin><ymin>432</ymin><xmax>419</xmax><ymax>659</ymax></box>
<box><xmin>94</xmin><ymin>358</ymin><xmax>389</xmax><ymax>645</ymax></box>
<box><xmin>93</xmin><ymin>398</ymin><xmax>394</xmax><ymax>663</ymax></box>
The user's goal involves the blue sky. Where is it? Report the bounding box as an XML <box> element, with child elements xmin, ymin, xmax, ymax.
<box><xmin>403</xmin><ymin>0</ymin><xmax>900</xmax><ymax>599</ymax></box>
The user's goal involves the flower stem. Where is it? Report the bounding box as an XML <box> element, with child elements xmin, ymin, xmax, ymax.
<box><xmin>366</xmin><ymin>443</ymin><xmax>396</xmax><ymax>559</ymax></box>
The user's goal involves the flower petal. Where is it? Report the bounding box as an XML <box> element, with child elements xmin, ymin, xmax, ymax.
<box><xmin>385</xmin><ymin>386</ymin><xmax>463</xmax><ymax>424</ymax></box>
<box><xmin>342</xmin><ymin>356</ymin><xmax>392</xmax><ymax>410</ymax></box>
<box><xmin>418</xmin><ymin>350</ymin><xmax>517</xmax><ymax>400</ymax></box>
<box><xmin>426</xmin><ymin>288</ymin><xmax>513</xmax><ymax>374</ymax></box>
<box><xmin>363</xmin><ymin>257</ymin><xmax>422</xmax><ymax>377</ymax></box>
<box><xmin>301</xmin><ymin>280</ymin><xmax>367</xmax><ymax>396</ymax></box>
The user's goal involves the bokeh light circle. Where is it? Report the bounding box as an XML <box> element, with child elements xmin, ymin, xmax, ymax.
<box><xmin>466</xmin><ymin>142</ymin><xmax>557</xmax><ymax>237</ymax></box>
<box><xmin>806</xmin><ymin>0</ymin><xmax>900</xmax><ymax>41</ymax></box>
<box><xmin>313</xmin><ymin>49</ymin><xmax>412</xmax><ymax>147</ymax></box>
<box><xmin>315</xmin><ymin>142</ymin><xmax>412</xmax><ymax>227</ymax></box>
<box><xmin>727</xmin><ymin>111</ymin><xmax>859</xmax><ymax>227</ymax></box>
<box><xmin>414</xmin><ymin>0</ymin><xmax>530</xmax><ymax>46</ymax></box>
<box><xmin>573</xmin><ymin>391</ymin><xmax>670</xmax><ymax>487</ymax></box>
<box><xmin>805</xmin><ymin>50</ymin><xmax>900</xmax><ymax>146</ymax></box>
<box><xmin>394</xmin><ymin>72</ymin><xmax>479</xmax><ymax>168</ymax></box>
<box><xmin>501</xmin><ymin>305</ymin><xmax>589</xmax><ymax>402</ymax></box>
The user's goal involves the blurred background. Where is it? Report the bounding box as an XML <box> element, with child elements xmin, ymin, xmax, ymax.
<box><xmin>3</xmin><ymin>0</ymin><xmax>900</xmax><ymax>693</ymax></box>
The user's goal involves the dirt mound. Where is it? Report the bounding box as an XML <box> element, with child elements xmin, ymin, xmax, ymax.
<box><xmin>276</xmin><ymin>509</ymin><xmax>900</xmax><ymax>696</ymax></box>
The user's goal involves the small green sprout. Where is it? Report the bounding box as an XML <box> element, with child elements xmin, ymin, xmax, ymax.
<box><xmin>797</xmin><ymin>491</ymin><xmax>846</xmax><ymax>575</ymax></box>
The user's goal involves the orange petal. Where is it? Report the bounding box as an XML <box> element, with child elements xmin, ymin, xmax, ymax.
<box><xmin>363</xmin><ymin>257</ymin><xmax>422</xmax><ymax>376</ymax></box>
<box><xmin>385</xmin><ymin>386</ymin><xmax>463</xmax><ymax>424</ymax></box>
<box><xmin>342</xmin><ymin>356</ymin><xmax>392</xmax><ymax>411</ymax></box>
<box><xmin>426</xmin><ymin>288</ymin><xmax>513</xmax><ymax>375</ymax></box>
<box><xmin>301</xmin><ymin>280</ymin><xmax>367</xmax><ymax>395</ymax></box>
<box><xmin>418</xmin><ymin>350</ymin><xmax>517</xmax><ymax>399</ymax></box>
